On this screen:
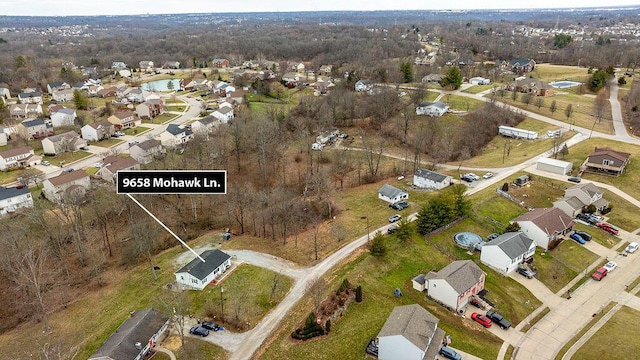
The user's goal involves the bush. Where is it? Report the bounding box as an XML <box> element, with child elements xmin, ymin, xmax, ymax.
<box><xmin>502</xmin><ymin>183</ymin><xmax>509</xmax><ymax>192</ymax></box>
<box><xmin>602</xmin><ymin>205</ymin><xmax>613</xmax><ymax>215</ymax></box>
<box><xmin>291</xmin><ymin>312</ymin><xmax>325</xmax><ymax>340</ymax></box>
<box><xmin>355</xmin><ymin>285</ymin><xmax>363</xmax><ymax>302</ymax></box>
<box><xmin>325</xmin><ymin>319</ymin><xmax>331</xmax><ymax>333</ymax></box>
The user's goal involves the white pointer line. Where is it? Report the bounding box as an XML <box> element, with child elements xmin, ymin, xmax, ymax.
<box><xmin>126</xmin><ymin>193</ymin><xmax>205</xmax><ymax>262</ymax></box>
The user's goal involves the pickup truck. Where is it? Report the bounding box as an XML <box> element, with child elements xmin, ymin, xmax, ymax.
<box><xmin>485</xmin><ymin>311</ymin><xmax>511</xmax><ymax>329</ymax></box>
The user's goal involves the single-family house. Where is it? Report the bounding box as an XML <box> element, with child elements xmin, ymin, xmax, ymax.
<box><xmin>319</xmin><ymin>64</ymin><xmax>333</xmax><ymax>75</ymax></box>
<box><xmin>0</xmin><ymin>186</ymin><xmax>33</xmax><ymax>216</ymax></box>
<box><xmin>421</xmin><ymin>74</ymin><xmax>444</xmax><ymax>84</ymax></box>
<box><xmin>17</xmin><ymin>91</ymin><xmax>43</xmax><ymax>104</ymax></box>
<box><xmin>507</xmin><ymin>77</ymin><xmax>554</xmax><ymax>96</ymax></box>
<box><xmin>52</xmin><ymin>88</ymin><xmax>75</xmax><ymax>102</ymax></box>
<box><xmin>125</xmin><ymin>88</ymin><xmax>145</xmax><ymax>103</ymax></box>
<box><xmin>480</xmin><ymin>232</ymin><xmax>536</xmax><ymax>274</ymax></box>
<box><xmin>413</xmin><ymin>169</ymin><xmax>452</xmax><ymax>190</ymax></box>
<box><xmin>469</xmin><ymin>77</ymin><xmax>491</xmax><ymax>85</ymax></box>
<box><xmin>111</xmin><ymin>61</ymin><xmax>127</xmax><ymax>71</ymax></box>
<box><xmin>512</xmin><ymin>207</ymin><xmax>574</xmax><ymax>250</ymax></box>
<box><xmin>229</xmin><ymin>90</ymin><xmax>246</xmax><ymax>104</ymax></box>
<box><xmin>81</xmin><ymin>120</ymin><xmax>115</xmax><ymax>141</ymax></box>
<box><xmin>10</xmin><ymin>103</ymin><xmax>43</xmax><ymax>119</ymax></box>
<box><xmin>584</xmin><ymin>147</ymin><xmax>631</xmax><ymax>176</ymax></box>
<box><xmin>162</xmin><ymin>61</ymin><xmax>181</xmax><ymax>69</ymax></box>
<box><xmin>82</xmin><ymin>66</ymin><xmax>98</xmax><ymax>77</ymax></box>
<box><xmin>160</xmin><ymin>124</ymin><xmax>193</xmax><ymax>147</ymax></box>
<box><xmin>0</xmin><ymin>87</ymin><xmax>10</xmax><ymax>99</ymax></box>
<box><xmin>414</xmin><ymin>260</ymin><xmax>485</xmax><ymax>311</ymax></box>
<box><xmin>355</xmin><ymin>80</ymin><xmax>373</xmax><ymax>92</ymax></box>
<box><xmin>378</xmin><ymin>184</ymin><xmax>409</xmax><ymax>204</ymax></box>
<box><xmin>554</xmin><ymin>183</ymin><xmax>608</xmax><ymax>217</ymax></box>
<box><xmin>42</xmin><ymin>170</ymin><xmax>91</xmax><ymax>203</ymax></box>
<box><xmin>506</xmin><ymin>58</ymin><xmax>536</xmax><ymax>73</ymax></box>
<box><xmin>0</xmin><ymin>128</ymin><xmax>7</xmax><ymax>146</ymax></box>
<box><xmin>117</xmin><ymin>69</ymin><xmax>132</xmax><ymax>78</ymax></box>
<box><xmin>41</xmin><ymin>131</ymin><xmax>87</xmax><ymax>155</ymax></box>
<box><xmin>0</xmin><ymin>146</ymin><xmax>39</xmax><ymax>171</ymax></box>
<box><xmin>281</xmin><ymin>73</ymin><xmax>301</xmax><ymax>86</ymax></box>
<box><xmin>174</xmin><ymin>249</ymin><xmax>232</xmax><ymax>290</ymax></box>
<box><xmin>108</xmin><ymin>111</ymin><xmax>140</xmax><ymax>129</ymax></box>
<box><xmin>139</xmin><ymin>60</ymin><xmax>155</xmax><ymax>72</ymax></box>
<box><xmin>135</xmin><ymin>99</ymin><xmax>164</xmax><ymax>119</ymax></box>
<box><xmin>416</xmin><ymin>101</ymin><xmax>449</xmax><ymax>117</ymax></box>
<box><xmin>17</xmin><ymin>119</ymin><xmax>54</xmax><ymax>140</ymax></box>
<box><xmin>377</xmin><ymin>304</ymin><xmax>445</xmax><ymax>360</ymax></box>
<box><xmin>212</xmin><ymin>58</ymin><xmax>230</xmax><ymax>68</ymax></box>
<box><xmin>88</xmin><ymin>308</ymin><xmax>170</xmax><ymax>360</ymax></box>
<box><xmin>191</xmin><ymin>116</ymin><xmax>218</xmax><ymax>135</ymax></box>
<box><xmin>50</xmin><ymin>107</ymin><xmax>77</xmax><ymax>127</ymax></box>
<box><xmin>97</xmin><ymin>156</ymin><xmax>140</xmax><ymax>183</ymax></box>
<box><xmin>129</xmin><ymin>139</ymin><xmax>164</xmax><ymax>164</ymax></box>
<box><xmin>47</xmin><ymin>81</ymin><xmax>70</xmax><ymax>94</ymax></box>
<box><xmin>212</xmin><ymin>106</ymin><xmax>234</xmax><ymax>123</ymax></box>
<box><xmin>97</xmin><ymin>86</ymin><xmax>117</xmax><ymax>98</ymax></box>
<box><xmin>86</xmin><ymin>84</ymin><xmax>104</xmax><ymax>96</ymax></box>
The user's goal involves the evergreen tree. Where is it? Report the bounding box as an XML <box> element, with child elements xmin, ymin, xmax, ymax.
<box><xmin>369</xmin><ymin>232</ymin><xmax>387</xmax><ymax>257</ymax></box>
<box><xmin>399</xmin><ymin>61</ymin><xmax>413</xmax><ymax>83</ymax></box>
<box><xmin>441</xmin><ymin>66</ymin><xmax>463</xmax><ymax>90</ymax></box>
<box><xmin>73</xmin><ymin>90</ymin><xmax>88</xmax><ymax>110</ymax></box>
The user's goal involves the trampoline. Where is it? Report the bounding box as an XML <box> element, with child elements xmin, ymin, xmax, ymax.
<box><xmin>454</xmin><ymin>232</ymin><xmax>483</xmax><ymax>250</ymax></box>
<box><xmin>549</xmin><ymin>80</ymin><xmax>582</xmax><ymax>89</ymax></box>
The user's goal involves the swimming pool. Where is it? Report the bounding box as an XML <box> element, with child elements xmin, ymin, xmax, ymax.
<box><xmin>549</xmin><ymin>80</ymin><xmax>582</xmax><ymax>89</ymax></box>
<box><xmin>454</xmin><ymin>232</ymin><xmax>484</xmax><ymax>250</ymax></box>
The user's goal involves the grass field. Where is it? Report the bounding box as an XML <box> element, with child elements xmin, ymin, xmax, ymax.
<box><xmin>533</xmin><ymin>240</ymin><xmax>599</xmax><ymax>294</ymax></box>
<box><xmin>91</xmin><ymin>138</ymin><xmax>124</xmax><ymax>148</ymax></box>
<box><xmin>124</xmin><ymin>126</ymin><xmax>151</xmax><ymax>136</ymax></box>
<box><xmin>456</xmin><ymin>118</ymin><xmax>570</xmax><ymax>168</ymax></box>
<box><xmin>601</xmin><ymin>190</ymin><xmax>640</xmax><ymax>232</ymax></box>
<box><xmin>0</xmin><ymin>167</ymin><xmax>43</xmax><ymax>185</ymax></box>
<box><xmin>441</xmin><ymin>94</ymin><xmax>485</xmax><ymax>112</ymax></box>
<box><xmin>256</xmin><ymin>221</ymin><xmax>541</xmax><ymax>360</ymax></box>
<box><xmin>530</xmin><ymin>64</ymin><xmax>592</xmax><ymax>83</ymax></box>
<box><xmin>165</xmin><ymin>105</ymin><xmax>187</xmax><ymax>112</ymax></box>
<box><xmin>143</xmin><ymin>113</ymin><xmax>178</xmax><ymax>124</ymax></box>
<box><xmin>162</xmin><ymin>334</ymin><xmax>228</xmax><ymax>360</ymax></box>
<box><xmin>43</xmin><ymin>150</ymin><xmax>92</xmax><ymax>166</ymax></box>
<box><xmin>462</xmin><ymin>84</ymin><xmax>495</xmax><ymax>94</ymax></box>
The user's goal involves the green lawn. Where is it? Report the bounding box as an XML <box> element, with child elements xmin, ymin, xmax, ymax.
<box><xmin>530</xmin><ymin>64</ymin><xmax>592</xmax><ymax>83</ymax></box>
<box><xmin>165</xmin><ymin>105</ymin><xmax>187</xmax><ymax>112</ymax></box>
<box><xmin>600</xmin><ymin>190</ymin><xmax>640</xmax><ymax>232</ymax></box>
<box><xmin>462</xmin><ymin>84</ymin><xmax>495</xmax><ymax>94</ymax></box>
<box><xmin>43</xmin><ymin>151</ymin><xmax>92</xmax><ymax>166</ymax></box>
<box><xmin>533</xmin><ymin>240</ymin><xmax>599</xmax><ymax>294</ymax></box>
<box><xmin>91</xmin><ymin>138</ymin><xmax>124</xmax><ymax>148</ymax></box>
<box><xmin>471</xmin><ymin>195</ymin><xmax>528</xmax><ymax>231</ymax></box>
<box><xmin>125</xmin><ymin>126</ymin><xmax>151</xmax><ymax>136</ymax></box>
<box><xmin>143</xmin><ymin>113</ymin><xmax>178</xmax><ymax>124</ymax></box>
<box><xmin>0</xmin><ymin>168</ymin><xmax>43</xmax><ymax>185</ymax></box>
<box><xmin>441</xmin><ymin>94</ymin><xmax>485</xmax><ymax>112</ymax></box>
<box><xmin>165</xmin><ymin>98</ymin><xmax>187</xmax><ymax>104</ymax></box>
<box><xmin>571</xmin><ymin>305</ymin><xmax>640</xmax><ymax>360</ymax></box>
<box><xmin>574</xmin><ymin>223</ymin><xmax>616</xmax><ymax>248</ymax></box>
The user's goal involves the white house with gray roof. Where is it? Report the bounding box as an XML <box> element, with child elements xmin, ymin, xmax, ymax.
<box><xmin>480</xmin><ymin>232</ymin><xmax>536</xmax><ymax>274</ymax></box>
<box><xmin>0</xmin><ymin>186</ymin><xmax>33</xmax><ymax>216</ymax></box>
<box><xmin>378</xmin><ymin>184</ymin><xmax>408</xmax><ymax>204</ymax></box>
<box><xmin>416</xmin><ymin>101</ymin><xmax>449</xmax><ymax>117</ymax></box>
<box><xmin>413</xmin><ymin>169</ymin><xmax>452</xmax><ymax>190</ymax></box>
<box><xmin>175</xmin><ymin>249</ymin><xmax>231</xmax><ymax>290</ymax></box>
<box><xmin>377</xmin><ymin>304</ymin><xmax>445</xmax><ymax>360</ymax></box>
<box><xmin>160</xmin><ymin>124</ymin><xmax>193</xmax><ymax>147</ymax></box>
<box><xmin>212</xmin><ymin>106</ymin><xmax>234</xmax><ymax>123</ymax></box>
<box><xmin>413</xmin><ymin>260</ymin><xmax>485</xmax><ymax>311</ymax></box>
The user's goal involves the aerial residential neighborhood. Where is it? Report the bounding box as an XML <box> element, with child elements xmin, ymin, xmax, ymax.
<box><xmin>0</xmin><ymin>4</ymin><xmax>640</xmax><ymax>360</ymax></box>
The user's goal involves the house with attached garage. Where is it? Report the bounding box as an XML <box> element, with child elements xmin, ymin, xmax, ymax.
<box><xmin>139</xmin><ymin>60</ymin><xmax>155</xmax><ymax>72</ymax></box>
<box><xmin>175</xmin><ymin>249</ymin><xmax>232</xmax><ymax>290</ymax></box>
<box><xmin>17</xmin><ymin>91</ymin><xmax>43</xmax><ymax>104</ymax></box>
<box><xmin>377</xmin><ymin>304</ymin><xmax>445</xmax><ymax>360</ymax></box>
<box><xmin>421</xmin><ymin>73</ymin><xmax>444</xmax><ymax>84</ymax></box>
<box><xmin>52</xmin><ymin>88</ymin><xmax>75</xmax><ymax>102</ymax></box>
<box><xmin>416</xmin><ymin>101</ymin><xmax>449</xmax><ymax>117</ymax></box>
<box><xmin>190</xmin><ymin>115</ymin><xmax>219</xmax><ymax>135</ymax></box>
<box><xmin>507</xmin><ymin>77</ymin><xmax>554</xmax><ymax>96</ymax></box>
<box><xmin>108</xmin><ymin>111</ymin><xmax>141</xmax><ymax>130</ymax></box>
<box><xmin>49</xmin><ymin>106</ymin><xmax>77</xmax><ymax>127</ymax></box>
<box><xmin>0</xmin><ymin>146</ymin><xmax>40</xmax><ymax>171</ymax></box>
<box><xmin>355</xmin><ymin>79</ymin><xmax>373</xmax><ymax>92</ymax></box>
<box><xmin>212</xmin><ymin>106</ymin><xmax>234</xmax><ymax>123</ymax></box>
<box><xmin>0</xmin><ymin>87</ymin><xmax>10</xmax><ymax>99</ymax></box>
<box><xmin>135</xmin><ymin>99</ymin><xmax>164</xmax><ymax>119</ymax></box>
<box><xmin>96</xmin><ymin>156</ymin><xmax>140</xmax><ymax>184</ymax></box>
<box><xmin>129</xmin><ymin>139</ymin><xmax>164</xmax><ymax>164</ymax></box>
<box><xmin>0</xmin><ymin>186</ymin><xmax>33</xmax><ymax>216</ymax></box>
<box><xmin>162</xmin><ymin>61</ymin><xmax>181</xmax><ymax>69</ymax></box>
<box><xmin>17</xmin><ymin>119</ymin><xmax>54</xmax><ymax>140</ymax></box>
<box><xmin>584</xmin><ymin>147</ymin><xmax>630</xmax><ymax>176</ymax></box>
<box><xmin>88</xmin><ymin>308</ymin><xmax>170</xmax><ymax>360</ymax></box>
<box><xmin>41</xmin><ymin>131</ymin><xmax>87</xmax><ymax>155</ymax></box>
<box><xmin>42</xmin><ymin>170</ymin><xmax>91</xmax><ymax>203</ymax></box>
<box><xmin>212</xmin><ymin>58</ymin><xmax>230</xmax><ymax>68</ymax></box>
<box><xmin>81</xmin><ymin>120</ymin><xmax>115</xmax><ymax>141</ymax></box>
<box><xmin>413</xmin><ymin>260</ymin><xmax>485</xmax><ymax>312</ymax></box>
<box><xmin>10</xmin><ymin>103</ymin><xmax>43</xmax><ymax>119</ymax></box>
<box><xmin>161</xmin><ymin>124</ymin><xmax>193</xmax><ymax>147</ymax></box>
<box><xmin>480</xmin><ymin>232</ymin><xmax>536</xmax><ymax>275</ymax></box>
<box><xmin>47</xmin><ymin>81</ymin><xmax>70</xmax><ymax>94</ymax></box>
<box><xmin>0</xmin><ymin>128</ymin><xmax>7</xmax><ymax>146</ymax></box>
<box><xmin>378</xmin><ymin>184</ymin><xmax>408</xmax><ymax>204</ymax></box>
<box><xmin>413</xmin><ymin>168</ymin><xmax>452</xmax><ymax>190</ymax></box>
<box><xmin>512</xmin><ymin>207</ymin><xmax>574</xmax><ymax>250</ymax></box>
<box><xmin>553</xmin><ymin>182</ymin><xmax>608</xmax><ymax>217</ymax></box>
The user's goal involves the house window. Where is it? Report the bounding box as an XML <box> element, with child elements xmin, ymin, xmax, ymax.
<box><xmin>603</xmin><ymin>159</ymin><xmax>613</xmax><ymax>166</ymax></box>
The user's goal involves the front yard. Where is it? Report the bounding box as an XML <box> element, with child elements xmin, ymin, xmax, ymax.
<box><xmin>533</xmin><ymin>240</ymin><xmax>599</xmax><ymax>294</ymax></box>
<box><xmin>42</xmin><ymin>150</ymin><xmax>92</xmax><ymax>166</ymax></box>
<box><xmin>571</xmin><ymin>305</ymin><xmax>640</xmax><ymax>359</ymax></box>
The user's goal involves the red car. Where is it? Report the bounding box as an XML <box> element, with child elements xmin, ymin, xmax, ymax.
<box><xmin>471</xmin><ymin>312</ymin><xmax>493</xmax><ymax>328</ymax></box>
<box><xmin>597</xmin><ymin>222</ymin><xmax>619</xmax><ymax>235</ymax></box>
<box><xmin>592</xmin><ymin>267</ymin><xmax>608</xmax><ymax>281</ymax></box>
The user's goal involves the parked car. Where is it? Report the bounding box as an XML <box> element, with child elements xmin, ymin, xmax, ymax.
<box><xmin>471</xmin><ymin>312</ymin><xmax>492</xmax><ymax>328</ymax></box>
<box><xmin>570</xmin><ymin>233</ymin><xmax>586</xmax><ymax>245</ymax></box>
<box><xmin>485</xmin><ymin>311</ymin><xmax>511</xmax><ymax>329</ymax></box>
<box><xmin>516</xmin><ymin>267</ymin><xmax>536</xmax><ymax>279</ymax></box>
<box><xmin>439</xmin><ymin>346</ymin><xmax>462</xmax><ymax>360</ymax></box>
<box><xmin>461</xmin><ymin>174</ymin><xmax>474</xmax><ymax>183</ymax></box>
<box><xmin>201</xmin><ymin>321</ymin><xmax>218</xmax><ymax>330</ymax></box>
<box><xmin>389</xmin><ymin>201</ymin><xmax>409</xmax><ymax>211</ymax></box>
<box><xmin>592</xmin><ymin>267</ymin><xmax>608</xmax><ymax>281</ymax></box>
<box><xmin>63</xmin><ymin>167</ymin><xmax>74</xmax><ymax>173</ymax></box>
<box><xmin>469</xmin><ymin>297</ymin><xmax>482</xmax><ymax>308</ymax></box>
<box><xmin>626</xmin><ymin>242</ymin><xmax>639</xmax><ymax>253</ymax></box>
<box><xmin>388</xmin><ymin>214</ymin><xmax>401</xmax><ymax>223</ymax></box>
<box><xmin>574</xmin><ymin>231</ymin><xmax>592</xmax><ymax>241</ymax></box>
<box><xmin>387</xmin><ymin>225</ymin><xmax>398</xmax><ymax>235</ymax></box>
<box><xmin>189</xmin><ymin>326</ymin><xmax>209</xmax><ymax>337</ymax></box>
<box><xmin>41</xmin><ymin>161</ymin><xmax>50</xmax><ymax>166</ymax></box>
<box><xmin>603</xmin><ymin>261</ymin><xmax>617</xmax><ymax>272</ymax></box>
<box><xmin>338</xmin><ymin>133</ymin><xmax>349</xmax><ymax>139</ymax></box>
<box><xmin>486</xmin><ymin>233</ymin><xmax>499</xmax><ymax>241</ymax></box>
<box><xmin>597</xmin><ymin>222</ymin><xmax>619</xmax><ymax>235</ymax></box>
<box><xmin>567</xmin><ymin>176</ymin><xmax>582</xmax><ymax>183</ymax></box>
<box><xmin>483</xmin><ymin>172</ymin><xmax>494</xmax><ymax>179</ymax></box>
<box><xmin>465</xmin><ymin>173</ymin><xmax>480</xmax><ymax>181</ymax></box>
<box><xmin>576</xmin><ymin>213</ymin><xmax>591</xmax><ymax>223</ymax></box>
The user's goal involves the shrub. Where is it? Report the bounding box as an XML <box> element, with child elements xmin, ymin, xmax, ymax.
<box><xmin>502</xmin><ymin>183</ymin><xmax>509</xmax><ymax>192</ymax></box>
<box><xmin>325</xmin><ymin>319</ymin><xmax>331</xmax><ymax>333</ymax></box>
<box><xmin>355</xmin><ymin>285</ymin><xmax>363</xmax><ymax>302</ymax></box>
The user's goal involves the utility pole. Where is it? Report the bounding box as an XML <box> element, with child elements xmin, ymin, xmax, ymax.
<box><xmin>219</xmin><ymin>286</ymin><xmax>225</xmax><ymax>322</ymax></box>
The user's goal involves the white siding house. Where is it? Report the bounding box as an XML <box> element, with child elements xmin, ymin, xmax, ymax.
<box><xmin>129</xmin><ymin>140</ymin><xmax>164</xmax><ymax>164</ymax></box>
<box><xmin>50</xmin><ymin>107</ymin><xmax>77</xmax><ymax>127</ymax></box>
<box><xmin>175</xmin><ymin>249</ymin><xmax>232</xmax><ymax>290</ymax></box>
<box><xmin>413</xmin><ymin>169</ymin><xmax>452</xmax><ymax>190</ymax></box>
<box><xmin>480</xmin><ymin>232</ymin><xmax>536</xmax><ymax>274</ymax></box>
<box><xmin>377</xmin><ymin>305</ymin><xmax>444</xmax><ymax>360</ymax></box>
<box><xmin>553</xmin><ymin>183</ymin><xmax>608</xmax><ymax>217</ymax></box>
<box><xmin>419</xmin><ymin>260</ymin><xmax>485</xmax><ymax>311</ymax></box>
<box><xmin>81</xmin><ymin>120</ymin><xmax>115</xmax><ymax>141</ymax></box>
<box><xmin>416</xmin><ymin>101</ymin><xmax>449</xmax><ymax>117</ymax></box>
<box><xmin>160</xmin><ymin>124</ymin><xmax>193</xmax><ymax>147</ymax></box>
<box><xmin>354</xmin><ymin>80</ymin><xmax>373</xmax><ymax>92</ymax></box>
<box><xmin>0</xmin><ymin>146</ymin><xmax>39</xmax><ymax>171</ymax></box>
<box><xmin>212</xmin><ymin>106</ymin><xmax>234</xmax><ymax>123</ymax></box>
<box><xmin>0</xmin><ymin>186</ymin><xmax>33</xmax><ymax>216</ymax></box>
<box><xmin>513</xmin><ymin>208</ymin><xmax>574</xmax><ymax>250</ymax></box>
<box><xmin>536</xmin><ymin>157</ymin><xmax>573</xmax><ymax>175</ymax></box>
<box><xmin>42</xmin><ymin>170</ymin><xmax>91</xmax><ymax>203</ymax></box>
<box><xmin>378</xmin><ymin>184</ymin><xmax>408</xmax><ymax>204</ymax></box>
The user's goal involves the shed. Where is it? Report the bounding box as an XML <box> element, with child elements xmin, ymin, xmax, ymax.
<box><xmin>536</xmin><ymin>157</ymin><xmax>573</xmax><ymax>175</ymax></box>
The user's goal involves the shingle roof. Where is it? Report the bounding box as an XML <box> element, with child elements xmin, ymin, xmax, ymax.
<box><xmin>425</xmin><ymin>260</ymin><xmax>484</xmax><ymax>294</ymax></box>
<box><xmin>0</xmin><ymin>186</ymin><xmax>30</xmax><ymax>201</ymax></box>
<box><xmin>216</xmin><ymin>107</ymin><xmax>232</xmax><ymax>114</ymax></box>
<box><xmin>414</xmin><ymin>169</ymin><xmax>448</xmax><ymax>183</ymax></box>
<box><xmin>378</xmin><ymin>304</ymin><xmax>439</xmax><ymax>351</ymax></box>
<box><xmin>568</xmin><ymin>182</ymin><xmax>603</xmax><ymax>198</ymax></box>
<box><xmin>175</xmin><ymin>249</ymin><xmax>231</xmax><ymax>281</ymax></box>
<box><xmin>195</xmin><ymin>116</ymin><xmax>216</xmax><ymax>126</ymax></box>
<box><xmin>88</xmin><ymin>120</ymin><xmax>113</xmax><ymax>130</ymax></box>
<box><xmin>0</xmin><ymin>146</ymin><xmax>33</xmax><ymax>159</ymax></box>
<box><xmin>135</xmin><ymin>139</ymin><xmax>161</xmax><ymax>151</ymax></box>
<box><xmin>557</xmin><ymin>196</ymin><xmax>586</xmax><ymax>210</ymax></box>
<box><xmin>47</xmin><ymin>170</ymin><xmax>89</xmax><ymax>186</ymax></box>
<box><xmin>89</xmin><ymin>308</ymin><xmax>169</xmax><ymax>360</ymax></box>
<box><xmin>102</xmin><ymin>156</ymin><xmax>139</xmax><ymax>173</ymax></box>
<box><xmin>165</xmin><ymin>124</ymin><xmax>192</xmax><ymax>136</ymax></box>
<box><xmin>378</xmin><ymin>184</ymin><xmax>406</xmax><ymax>199</ymax></box>
<box><xmin>45</xmin><ymin>131</ymin><xmax>80</xmax><ymax>143</ymax></box>
<box><xmin>588</xmin><ymin>147</ymin><xmax>630</xmax><ymax>163</ymax></box>
<box><xmin>417</xmin><ymin>101</ymin><xmax>448</xmax><ymax>110</ymax></box>
<box><xmin>21</xmin><ymin>119</ymin><xmax>46</xmax><ymax>127</ymax></box>
<box><xmin>484</xmin><ymin>232</ymin><xmax>534</xmax><ymax>259</ymax></box>
<box><xmin>513</xmin><ymin>207</ymin><xmax>574</xmax><ymax>235</ymax></box>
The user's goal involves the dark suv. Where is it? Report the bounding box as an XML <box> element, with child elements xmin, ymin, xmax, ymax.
<box><xmin>486</xmin><ymin>311</ymin><xmax>511</xmax><ymax>329</ymax></box>
<box><xmin>439</xmin><ymin>346</ymin><xmax>462</xmax><ymax>360</ymax></box>
<box><xmin>389</xmin><ymin>201</ymin><xmax>409</xmax><ymax>211</ymax></box>
<box><xmin>189</xmin><ymin>326</ymin><xmax>209</xmax><ymax>337</ymax></box>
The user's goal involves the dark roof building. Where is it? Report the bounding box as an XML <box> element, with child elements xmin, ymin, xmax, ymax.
<box><xmin>175</xmin><ymin>249</ymin><xmax>232</xmax><ymax>290</ymax></box>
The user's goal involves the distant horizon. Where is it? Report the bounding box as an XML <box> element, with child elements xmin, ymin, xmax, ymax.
<box><xmin>1</xmin><ymin>0</ymin><xmax>639</xmax><ymax>17</ymax></box>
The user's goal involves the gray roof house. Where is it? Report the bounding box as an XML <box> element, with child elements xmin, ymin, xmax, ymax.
<box><xmin>414</xmin><ymin>260</ymin><xmax>485</xmax><ymax>311</ymax></box>
<box><xmin>160</xmin><ymin>124</ymin><xmax>193</xmax><ymax>147</ymax></box>
<box><xmin>553</xmin><ymin>182</ymin><xmax>608</xmax><ymax>217</ymax></box>
<box><xmin>0</xmin><ymin>186</ymin><xmax>33</xmax><ymax>216</ymax></box>
<box><xmin>378</xmin><ymin>184</ymin><xmax>408</xmax><ymax>204</ymax></box>
<box><xmin>413</xmin><ymin>169</ymin><xmax>452</xmax><ymax>190</ymax></box>
<box><xmin>416</xmin><ymin>101</ymin><xmax>449</xmax><ymax>117</ymax></box>
<box><xmin>480</xmin><ymin>232</ymin><xmax>536</xmax><ymax>274</ymax></box>
<box><xmin>175</xmin><ymin>249</ymin><xmax>232</xmax><ymax>290</ymax></box>
<box><xmin>89</xmin><ymin>308</ymin><xmax>170</xmax><ymax>360</ymax></box>
<box><xmin>377</xmin><ymin>304</ymin><xmax>445</xmax><ymax>360</ymax></box>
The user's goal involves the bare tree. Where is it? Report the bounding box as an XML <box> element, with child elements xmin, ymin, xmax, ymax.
<box><xmin>306</xmin><ymin>276</ymin><xmax>326</xmax><ymax>313</ymax></box>
<box><xmin>157</xmin><ymin>289</ymin><xmax>190</xmax><ymax>349</ymax></box>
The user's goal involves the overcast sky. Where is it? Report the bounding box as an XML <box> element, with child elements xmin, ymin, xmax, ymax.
<box><xmin>1</xmin><ymin>0</ymin><xmax>638</xmax><ymax>16</ymax></box>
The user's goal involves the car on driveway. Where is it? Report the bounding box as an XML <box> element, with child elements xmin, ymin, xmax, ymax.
<box><xmin>626</xmin><ymin>242</ymin><xmax>639</xmax><ymax>253</ymax></box>
<box><xmin>189</xmin><ymin>326</ymin><xmax>209</xmax><ymax>337</ymax></box>
<box><xmin>483</xmin><ymin>172</ymin><xmax>494</xmax><ymax>179</ymax></box>
<box><xmin>592</xmin><ymin>267</ymin><xmax>608</xmax><ymax>281</ymax></box>
<box><xmin>461</xmin><ymin>174</ymin><xmax>474</xmax><ymax>183</ymax></box>
<box><xmin>41</xmin><ymin>161</ymin><xmax>50</xmax><ymax>166</ymax></box>
<box><xmin>516</xmin><ymin>267</ymin><xmax>536</xmax><ymax>279</ymax></box>
<box><xmin>568</xmin><ymin>176</ymin><xmax>582</xmax><ymax>183</ymax></box>
<box><xmin>439</xmin><ymin>346</ymin><xmax>462</xmax><ymax>360</ymax></box>
<box><xmin>574</xmin><ymin>230</ymin><xmax>592</xmax><ymax>241</ymax></box>
<box><xmin>570</xmin><ymin>233</ymin><xmax>586</xmax><ymax>244</ymax></box>
<box><xmin>597</xmin><ymin>222</ymin><xmax>619</xmax><ymax>235</ymax></box>
<box><xmin>388</xmin><ymin>214</ymin><xmax>401</xmax><ymax>223</ymax></box>
<box><xmin>603</xmin><ymin>261</ymin><xmax>617</xmax><ymax>272</ymax></box>
<box><xmin>387</xmin><ymin>225</ymin><xmax>398</xmax><ymax>235</ymax></box>
<box><xmin>389</xmin><ymin>201</ymin><xmax>409</xmax><ymax>211</ymax></box>
<box><xmin>466</xmin><ymin>173</ymin><xmax>480</xmax><ymax>181</ymax></box>
<box><xmin>201</xmin><ymin>321</ymin><xmax>218</xmax><ymax>330</ymax></box>
<box><xmin>485</xmin><ymin>311</ymin><xmax>511</xmax><ymax>329</ymax></box>
<box><xmin>471</xmin><ymin>312</ymin><xmax>492</xmax><ymax>328</ymax></box>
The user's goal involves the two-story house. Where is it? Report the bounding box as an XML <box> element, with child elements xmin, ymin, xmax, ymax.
<box><xmin>211</xmin><ymin>58</ymin><xmax>230</xmax><ymax>68</ymax></box>
<box><xmin>81</xmin><ymin>120</ymin><xmax>115</xmax><ymax>141</ymax></box>
<box><xmin>97</xmin><ymin>156</ymin><xmax>140</xmax><ymax>184</ymax></box>
<box><xmin>108</xmin><ymin>111</ymin><xmax>140</xmax><ymax>130</ymax></box>
<box><xmin>50</xmin><ymin>107</ymin><xmax>77</xmax><ymax>127</ymax></box>
<box><xmin>10</xmin><ymin>103</ymin><xmax>43</xmax><ymax>119</ymax></box>
<box><xmin>17</xmin><ymin>119</ymin><xmax>54</xmax><ymax>140</ymax></box>
<box><xmin>553</xmin><ymin>183</ymin><xmax>608</xmax><ymax>217</ymax></box>
<box><xmin>42</xmin><ymin>170</ymin><xmax>91</xmax><ymax>203</ymax></box>
<box><xmin>139</xmin><ymin>60</ymin><xmax>155</xmax><ymax>72</ymax></box>
<box><xmin>480</xmin><ymin>232</ymin><xmax>536</xmax><ymax>275</ymax></box>
<box><xmin>129</xmin><ymin>140</ymin><xmax>164</xmax><ymax>164</ymax></box>
<box><xmin>0</xmin><ymin>87</ymin><xmax>11</xmax><ymax>99</ymax></box>
<box><xmin>52</xmin><ymin>88</ymin><xmax>75</xmax><ymax>102</ymax></box>
<box><xmin>160</xmin><ymin>124</ymin><xmax>193</xmax><ymax>147</ymax></box>
<box><xmin>211</xmin><ymin>106</ymin><xmax>234</xmax><ymax>123</ymax></box>
<box><xmin>584</xmin><ymin>147</ymin><xmax>631</xmax><ymax>176</ymax></box>
<box><xmin>17</xmin><ymin>91</ymin><xmax>43</xmax><ymax>104</ymax></box>
<box><xmin>190</xmin><ymin>116</ymin><xmax>218</xmax><ymax>135</ymax></box>
<box><xmin>42</xmin><ymin>131</ymin><xmax>87</xmax><ymax>155</ymax></box>
<box><xmin>0</xmin><ymin>186</ymin><xmax>33</xmax><ymax>216</ymax></box>
<box><xmin>135</xmin><ymin>99</ymin><xmax>164</xmax><ymax>119</ymax></box>
<box><xmin>47</xmin><ymin>82</ymin><xmax>70</xmax><ymax>94</ymax></box>
<box><xmin>0</xmin><ymin>146</ymin><xmax>40</xmax><ymax>171</ymax></box>
<box><xmin>355</xmin><ymin>79</ymin><xmax>373</xmax><ymax>92</ymax></box>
